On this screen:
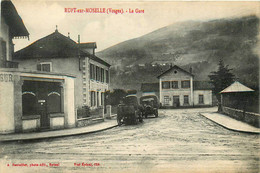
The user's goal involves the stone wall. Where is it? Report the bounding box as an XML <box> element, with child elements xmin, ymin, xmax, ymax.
<box><xmin>76</xmin><ymin>117</ymin><xmax>104</xmax><ymax>127</ymax></box>
<box><xmin>222</xmin><ymin>106</ymin><xmax>260</xmax><ymax>128</ymax></box>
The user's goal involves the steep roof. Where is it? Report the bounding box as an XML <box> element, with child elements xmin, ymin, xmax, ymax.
<box><xmin>14</xmin><ymin>30</ymin><xmax>110</xmax><ymax>67</ymax></box>
<box><xmin>2</xmin><ymin>0</ymin><xmax>29</xmax><ymax>38</ymax></box>
<box><xmin>194</xmin><ymin>81</ymin><xmax>213</xmax><ymax>90</ymax></box>
<box><xmin>141</xmin><ymin>83</ymin><xmax>159</xmax><ymax>92</ymax></box>
<box><xmin>14</xmin><ymin>30</ymin><xmax>88</xmax><ymax>59</ymax></box>
<box><xmin>157</xmin><ymin>65</ymin><xmax>194</xmax><ymax>78</ymax></box>
<box><xmin>220</xmin><ymin>81</ymin><xmax>254</xmax><ymax>93</ymax></box>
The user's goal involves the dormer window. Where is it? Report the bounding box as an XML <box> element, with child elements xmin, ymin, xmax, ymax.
<box><xmin>37</xmin><ymin>62</ymin><xmax>52</xmax><ymax>72</ymax></box>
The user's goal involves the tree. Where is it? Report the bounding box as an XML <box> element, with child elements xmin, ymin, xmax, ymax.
<box><xmin>208</xmin><ymin>59</ymin><xmax>235</xmax><ymax>112</ymax></box>
<box><xmin>109</xmin><ymin>89</ymin><xmax>127</xmax><ymax>106</ymax></box>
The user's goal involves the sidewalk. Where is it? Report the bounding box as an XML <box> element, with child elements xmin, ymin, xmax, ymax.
<box><xmin>0</xmin><ymin>119</ymin><xmax>118</xmax><ymax>142</ymax></box>
<box><xmin>199</xmin><ymin>112</ymin><xmax>260</xmax><ymax>134</ymax></box>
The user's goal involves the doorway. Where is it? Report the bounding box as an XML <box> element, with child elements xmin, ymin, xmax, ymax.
<box><xmin>173</xmin><ymin>96</ymin><xmax>180</xmax><ymax>107</ymax></box>
<box><xmin>22</xmin><ymin>80</ymin><xmax>62</xmax><ymax>129</ymax></box>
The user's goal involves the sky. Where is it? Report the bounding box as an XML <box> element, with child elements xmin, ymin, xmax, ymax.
<box><xmin>12</xmin><ymin>0</ymin><xmax>260</xmax><ymax>52</ymax></box>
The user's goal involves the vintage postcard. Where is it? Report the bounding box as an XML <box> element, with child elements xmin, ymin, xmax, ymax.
<box><xmin>0</xmin><ymin>0</ymin><xmax>259</xmax><ymax>173</ymax></box>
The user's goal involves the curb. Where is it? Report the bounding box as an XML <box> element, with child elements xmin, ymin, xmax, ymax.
<box><xmin>198</xmin><ymin>113</ymin><xmax>260</xmax><ymax>135</ymax></box>
<box><xmin>0</xmin><ymin>124</ymin><xmax>118</xmax><ymax>143</ymax></box>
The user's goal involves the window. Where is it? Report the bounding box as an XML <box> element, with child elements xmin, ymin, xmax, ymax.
<box><xmin>164</xmin><ymin>96</ymin><xmax>170</xmax><ymax>105</ymax></box>
<box><xmin>101</xmin><ymin>92</ymin><xmax>104</xmax><ymax>106</ymax></box>
<box><xmin>106</xmin><ymin>70</ymin><xmax>109</xmax><ymax>83</ymax></box>
<box><xmin>184</xmin><ymin>95</ymin><xmax>189</xmax><ymax>105</ymax></box>
<box><xmin>199</xmin><ymin>95</ymin><xmax>204</xmax><ymax>104</ymax></box>
<box><xmin>97</xmin><ymin>92</ymin><xmax>99</xmax><ymax>106</ymax></box>
<box><xmin>90</xmin><ymin>91</ymin><xmax>96</xmax><ymax>106</ymax></box>
<box><xmin>96</xmin><ymin>66</ymin><xmax>101</xmax><ymax>81</ymax></box>
<box><xmin>172</xmin><ymin>81</ymin><xmax>178</xmax><ymax>89</ymax></box>
<box><xmin>1</xmin><ymin>40</ymin><xmax>7</xmax><ymax>61</ymax></box>
<box><xmin>162</xmin><ymin>81</ymin><xmax>170</xmax><ymax>89</ymax></box>
<box><xmin>101</xmin><ymin>68</ymin><xmax>105</xmax><ymax>82</ymax></box>
<box><xmin>37</xmin><ymin>62</ymin><xmax>52</xmax><ymax>72</ymax></box>
<box><xmin>90</xmin><ymin>64</ymin><xmax>95</xmax><ymax>80</ymax></box>
<box><xmin>181</xmin><ymin>80</ymin><xmax>190</xmax><ymax>88</ymax></box>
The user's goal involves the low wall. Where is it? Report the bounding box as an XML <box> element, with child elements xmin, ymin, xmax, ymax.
<box><xmin>222</xmin><ymin>106</ymin><xmax>260</xmax><ymax>128</ymax></box>
<box><xmin>76</xmin><ymin>117</ymin><xmax>104</xmax><ymax>127</ymax></box>
<box><xmin>90</xmin><ymin>107</ymin><xmax>104</xmax><ymax>119</ymax></box>
<box><xmin>111</xmin><ymin>106</ymin><xmax>117</xmax><ymax>114</ymax></box>
<box><xmin>50</xmin><ymin>113</ymin><xmax>65</xmax><ymax>130</ymax></box>
<box><xmin>160</xmin><ymin>104</ymin><xmax>213</xmax><ymax>109</ymax></box>
<box><xmin>22</xmin><ymin>115</ymin><xmax>40</xmax><ymax>132</ymax></box>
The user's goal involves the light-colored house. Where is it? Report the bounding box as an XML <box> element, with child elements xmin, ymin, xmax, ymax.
<box><xmin>157</xmin><ymin>65</ymin><xmax>213</xmax><ymax>107</ymax></box>
<box><xmin>0</xmin><ymin>0</ymin><xmax>76</xmax><ymax>134</ymax></box>
<box><xmin>14</xmin><ymin>29</ymin><xmax>111</xmax><ymax>111</ymax></box>
<box><xmin>0</xmin><ymin>0</ymin><xmax>29</xmax><ymax>68</ymax></box>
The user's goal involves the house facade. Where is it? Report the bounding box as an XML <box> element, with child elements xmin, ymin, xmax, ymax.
<box><xmin>0</xmin><ymin>0</ymin><xmax>76</xmax><ymax>134</ymax></box>
<box><xmin>158</xmin><ymin>65</ymin><xmax>212</xmax><ymax>107</ymax></box>
<box><xmin>14</xmin><ymin>30</ymin><xmax>111</xmax><ymax>111</ymax></box>
<box><xmin>0</xmin><ymin>0</ymin><xmax>29</xmax><ymax>68</ymax></box>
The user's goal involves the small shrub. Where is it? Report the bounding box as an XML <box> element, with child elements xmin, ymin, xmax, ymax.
<box><xmin>77</xmin><ymin>106</ymin><xmax>90</xmax><ymax>119</ymax></box>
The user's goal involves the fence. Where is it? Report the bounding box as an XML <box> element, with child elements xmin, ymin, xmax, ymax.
<box><xmin>222</xmin><ymin>106</ymin><xmax>260</xmax><ymax>128</ymax></box>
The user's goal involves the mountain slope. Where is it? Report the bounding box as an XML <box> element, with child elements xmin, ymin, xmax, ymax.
<box><xmin>97</xmin><ymin>15</ymin><xmax>259</xmax><ymax>90</ymax></box>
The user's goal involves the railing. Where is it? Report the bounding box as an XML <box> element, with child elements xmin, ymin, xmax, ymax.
<box><xmin>0</xmin><ymin>60</ymin><xmax>19</xmax><ymax>68</ymax></box>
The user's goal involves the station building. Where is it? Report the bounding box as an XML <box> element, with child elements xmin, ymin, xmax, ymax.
<box><xmin>157</xmin><ymin>65</ymin><xmax>213</xmax><ymax>107</ymax></box>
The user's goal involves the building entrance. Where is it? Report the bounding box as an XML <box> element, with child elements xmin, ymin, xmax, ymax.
<box><xmin>22</xmin><ymin>80</ymin><xmax>63</xmax><ymax>129</ymax></box>
<box><xmin>173</xmin><ymin>96</ymin><xmax>180</xmax><ymax>107</ymax></box>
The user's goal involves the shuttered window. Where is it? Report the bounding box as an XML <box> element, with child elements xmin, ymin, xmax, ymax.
<box><xmin>90</xmin><ymin>64</ymin><xmax>95</xmax><ymax>80</ymax></box>
<box><xmin>101</xmin><ymin>68</ymin><xmax>104</xmax><ymax>82</ymax></box>
<box><xmin>106</xmin><ymin>70</ymin><xmax>109</xmax><ymax>83</ymax></box>
<box><xmin>172</xmin><ymin>81</ymin><xmax>178</xmax><ymax>89</ymax></box>
<box><xmin>181</xmin><ymin>80</ymin><xmax>190</xmax><ymax>88</ymax></box>
<box><xmin>162</xmin><ymin>81</ymin><xmax>170</xmax><ymax>89</ymax></box>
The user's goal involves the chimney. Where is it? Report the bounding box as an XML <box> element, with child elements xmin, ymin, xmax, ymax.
<box><xmin>189</xmin><ymin>67</ymin><xmax>192</xmax><ymax>74</ymax></box>
<box><xmin>78</xmin><ymin>35</ymin><xmax>80</xmax><ymax>44</ymax></box>
<box><xmin>68</xmin><ymin>32</ymin><xmax>70</xmax><ymax>38</ymax></box>
<box><xmin>55</xmin><ymin>25</ymin><xmax>58</xmax><ymax>32</ymax></box>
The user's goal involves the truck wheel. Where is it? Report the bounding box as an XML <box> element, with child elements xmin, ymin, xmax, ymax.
<box><xmin>117</xmin><ymin>116</ymin><xmax>122</xmax><ymax>126</ymax></box>
<box><xmin>139</xmin><ymin>116</ymin><xmax>143</xmax><ymax>123</ymax></box>
<box><xmin>155</xmin><ymin>110</ymin><xmax>158</xmax><ymax>117</ymax></box>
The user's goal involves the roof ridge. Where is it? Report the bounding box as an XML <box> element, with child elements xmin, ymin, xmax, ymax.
<box><xmin>157</xmin><ymin>65</ymin><xmax>194</xmax><ymax>78</ymax></box>
<box><xmin>15</xmin><ymin>31</ymin><xmax>77</xmax><ymax>54</ymax></box>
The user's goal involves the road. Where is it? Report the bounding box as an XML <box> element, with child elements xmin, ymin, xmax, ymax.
<box><xmin>0</xmin><ymin>107</ymin><xmax>259</xmax><ymax>173</ymax></box>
